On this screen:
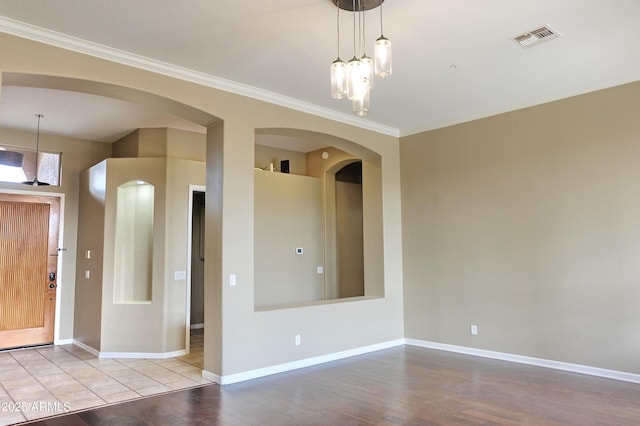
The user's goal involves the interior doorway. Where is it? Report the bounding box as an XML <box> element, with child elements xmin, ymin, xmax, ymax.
<box><xmin>0</xmin><ymin>192</ymin><xmax>61</xmax><ymax>350</ymax></box>
<box><xmin>186</xmin><ymin>186</ymin><xmax>205</xmax><ymax>352</ymax></box>
<box><xmin>335</xmin><ymin>161</ymin><xmax>364</xmax><ymax>298</ymax></box>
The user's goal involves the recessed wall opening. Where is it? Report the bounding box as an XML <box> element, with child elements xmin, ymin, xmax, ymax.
<box><xmin>113</xmin><ymin>180</ymin><xmax>154</xmax><ymax>304</ymax></box>
<box><xmin>253</xmin><ymin>129</ymin><xmax>384</xmax><ymax>310</ymax></box>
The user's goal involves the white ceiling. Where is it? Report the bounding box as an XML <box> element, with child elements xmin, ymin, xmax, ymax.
<box><xmin>0</xmin><ymin>0</ymin><xmax>639</xmax><ymax>144</ymax></box>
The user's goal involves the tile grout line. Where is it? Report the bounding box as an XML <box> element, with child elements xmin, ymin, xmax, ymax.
<box><xmin>1</xmin><ymin>332</ymin><xmax>207</xmax><ymax>422</ymax></box>
<box><xmin>0</xmin><ymin>378</ymin><xmax>27</xmax><ymax>424</ymax></box>
<box><xmin>7</xmin><ymin>349</ymin><xmax>70</xmax><ymax>422</ymax></box>
<box><xmin>16</xmin><ymin>346</ymin><xmax>108</xmax><ymax>420</ymax></box>
<box><xmin>50</xmin><ymin>346</ymin><xmax>110</xmax><ymax>407</ymax></box>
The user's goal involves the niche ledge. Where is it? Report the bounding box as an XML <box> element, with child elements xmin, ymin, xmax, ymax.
<box><xmin>254</xmin><ymin>295</ymin><xmax>383</xmax><ymax>313</ymax></box>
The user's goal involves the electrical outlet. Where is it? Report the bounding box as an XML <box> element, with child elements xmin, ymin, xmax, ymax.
<box><xmin>471</xmin><ymin>325</ymin><xmax>478</xmax><ymax>336</ymax></box>
<box><xmin>295</xmin><ymin>334</ymin><xmax>301</xmax><ymax>346</ymax></box>
<box><xmin>229</xmin><ymin>274</ymin><xmax>236</xmax><ymax>286</ymax></box>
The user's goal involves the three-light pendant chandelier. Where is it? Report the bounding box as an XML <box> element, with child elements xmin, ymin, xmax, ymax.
<box><xmin>330</xmin><ymin>0</ymin><xmax>392</xmax><ymax>117</ymax></box>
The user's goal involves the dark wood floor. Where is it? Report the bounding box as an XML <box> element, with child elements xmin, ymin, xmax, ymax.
<box><xmin>24</xmin><ymin>345</ymin><xmax>640</xmax><ymax>425</ymax></box>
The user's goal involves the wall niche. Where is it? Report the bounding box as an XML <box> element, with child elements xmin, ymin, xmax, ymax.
<box><xmin>114</xmin><ymin>180</ymin><xmax>155</xmax><ymax>303</ymax></box>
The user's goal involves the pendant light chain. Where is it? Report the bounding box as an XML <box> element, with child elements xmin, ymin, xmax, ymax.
<box><xmin>358</xmin><ymin>0</ymin><xmax>362</xmax><ymax>57</ymax></box>
<box><xmin>379</xmin><ymin>0</ymin><xmax>384</xmax><ymax>36</ymax></box>
<box><xmin>336</xmin><ymin>0</ymin><xmax>340</xmax><ymax>54</ymax></box>
<box><xmin>35</xmin><ymin>114</ymin><xmax>42</xmax><ymax>180</ymax></box>
<box><xmin>22</xmin><ymin>113</ymin><xmax>49</xmax><ymax>186</ymax></box>
<box><xmin>331</xmin><ymin>0</ymin><xmax>347</xmax><ymax>99</ymax></box>
<box><xmin>361</xmin><ymin>1</ymin><xmax>366</xmax><ymax>55</ymax></box>
<box><xmin>352</xmin><ymin>0</ymin><xmax>357</xmax><ymax>57</ymax></box>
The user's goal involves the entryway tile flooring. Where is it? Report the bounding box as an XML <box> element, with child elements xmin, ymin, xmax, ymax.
<box><xmin>0</xmin><ymin>329</ymin><xmax>209</xmax><ymax>425</ymax></box>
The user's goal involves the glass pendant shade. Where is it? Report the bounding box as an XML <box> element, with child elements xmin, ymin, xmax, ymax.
<box><xmin>346</xmin><ymin>56</ymin><xmax>362</xmax><ymax>100</ymax></box>
<box><xmin>331</xmin><ymin>58</ymin><xmax>347</xmax><ymax>99</ymax></box>
<box><xmin>329</xmin><ymin>0</ymin><xmax>392</xmax><ymax>116</ymax></box>
<box><xmin>374</xmin><ymin>35</ymin><xmax>392</xmax><ymax>78</ymax></box>
<box><xmin>360</xmin><ymin>54</ymin><xmax>374</xmax><ymax>89</ymax></box>
<box><xmin>352</xmin><ymin>80</ymin><xmax>370</xmax><ymax>116</ymax></box>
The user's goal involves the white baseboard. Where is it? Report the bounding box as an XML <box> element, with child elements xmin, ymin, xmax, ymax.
<box><xmin>72</xmin><ymin>340</ymin><xmax>187</xmax><ymax>359</ymax></box>
<box><xmin>202</xmin><ymin>369</ymin><xmax>221</xmax><ymax>383</ymax></box>
<box><xmin>98</xmin><ymin>349</ymin><xmax>188</xmax><ymax>359</ymax></box>
<box><xmin>55</xmin><ymin>338</ymin><xmax>73</xmax><ymax>345</ymax></box>
<box><xmin>405</xmin><ymin>338</ymin><xmax>640</xmax><ymax>385</ymax></box>
<box><xmin>72</xmin><ymin>340</ymin><xmax>99</xmax><ymax>357</ymax></box>
<box><xmin>190</xmin><ymin>323</ymin><xmax>204</xmax><ymax>330</ymax></box>
<box><xmin>214</xmin><ymin>339</ymin><xmax>405</xmax><ymax>385</ymax></box>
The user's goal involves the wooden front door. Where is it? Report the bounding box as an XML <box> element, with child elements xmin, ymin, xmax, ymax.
<box><xmin>0</xmin><ymin>193</ymin><xmax>60</xmax><ymax>350</ymax></box>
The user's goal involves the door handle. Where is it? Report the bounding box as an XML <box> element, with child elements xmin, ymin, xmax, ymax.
<box><xmin>49</xmin><ymin>283</ymin><xmax>57</xmax><ymax>289</ymax></box>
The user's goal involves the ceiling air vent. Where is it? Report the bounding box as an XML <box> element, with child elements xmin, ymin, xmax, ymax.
<box><xmin>513</xmin><ymin>26</ymin><xmax>560</xmax><ymax>48</ymax></box>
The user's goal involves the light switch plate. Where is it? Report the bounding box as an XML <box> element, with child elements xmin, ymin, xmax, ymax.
<box><xmin>174</xmin><ymin>270</ymin><xmax>186</xmax><ymax>280</ymax></box>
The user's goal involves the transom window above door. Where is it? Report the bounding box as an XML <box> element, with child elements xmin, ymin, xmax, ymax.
<box><xmin>0</xmin><ymin>145</ymin><xmax>61</xmax><ymax>186</ymax></box>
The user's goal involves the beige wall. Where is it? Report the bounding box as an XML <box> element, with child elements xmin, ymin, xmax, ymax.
<box><xmin>111</xmin><ymin>130</ymin><xmax>140</xmax><ymax>158</ymax></box>
<box><xmin>164</xmin><ymin>159</ymin><xmax>206</xmax><ymax>351</ymax></box>
<box><xmin>254</xmin><ymin>171</ymin><xmax>324</xmax><ymax>308</ymax></box>
<box><xmin>0</xmin><ymin>127</ymin><xmax>111</xmax><ymax>343</ymax></box>
<box><xmin>401</xmin><ymin>81</ymin><xmax>640</xmax><ymax>373</ymax></box>
<box><xmin>100</xmin><ymin>158</ymin><xmax>167</xmax><ymax>353</ymax></box>
<box><xmin>254</xmin><ymin>144</ymin><xmax>306</xmax><ymax>175</ymax></box>
<box><xmin>335</xmin><ymin>180</ymin><xmax>364</xmax><ymax>298</ymax></box>
<box><xmin>0</xmin><ymin>30</ymin><xmax>403</xmax><ymax>376</ymax></box>
<box><xmin>74</xmin><ymin>162</ymin><xmax>107</xmax><ymax>349</ymax></box>
<box><xmin>113</xmin><ymin>128</ymin><xmax>206</xmax><ymax>161</ymax></box>
<box><xmin>78</xmin><ymin>157</ymin><xmax>205</xmax><ymax>353</ymax></box>
<box><xmin>1</xmin><ymin>32</ymin><xmax>404</xmax><ymax>377</ymax></box>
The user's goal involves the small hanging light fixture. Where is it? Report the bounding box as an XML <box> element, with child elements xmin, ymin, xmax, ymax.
<box><xmin>374</xmin><ymin>0</ymin><xmax>392</xmax><ymax>78</ymax></box>
<box><xmin>345</xmin><ymin>0</ymin><xmax>362</xmax><ymax>101</ymax></box>
<box><xmin>330</xmin><ymin>1</ymin><xmax>347</xmax><ymax>99</ymax></box>
<box><xmin>330</xmin><ymin>0</ymin><xmax>392</xmax><ymax>116</ymax></box>
<box><xmin>359</xmin><ymin>1</ymin><xmax>374</xmax><ymax>90</ymax></box>
<box><xmin>22</xmin><ymin>113</ymin><xmax>49</xmax><ymax>187</ymax></box>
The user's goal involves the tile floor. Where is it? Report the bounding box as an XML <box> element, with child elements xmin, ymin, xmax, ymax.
<box><xmin>0</xmin><ymin>329</ymin><xmax>210</xmax><ymax>425</ymax></box>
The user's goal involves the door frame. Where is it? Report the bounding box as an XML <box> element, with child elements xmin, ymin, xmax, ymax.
<box><xmin>185</xmin><ymin>185</ymin><xmax>205</xmax><ymax>352</ymax></box>
<box><xmin>0</xmin><ymin>188</ymin><xmax>65</xmax><ymax>345</ymax></box>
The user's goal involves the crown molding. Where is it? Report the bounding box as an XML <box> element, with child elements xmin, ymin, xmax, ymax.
<box><xmin>0</xmin><ymin>16</ymin><xmax>400</xmax><ymax>138</ymax></box>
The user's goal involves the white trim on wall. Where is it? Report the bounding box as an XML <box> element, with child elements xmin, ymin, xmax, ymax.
<box><xmin>206</xmin><ymin>339</ymin><xmax>405</xmax><ymax>385</ymax></box>
<box><xmin>98</xmin><ymin>349</ymin><xmax>188</xmax><ymax>359</ymax></box>
<box><xmin>72</xmin><ymin>340</ymin><xmax>188</xmax><ymax>359</ymax></box>
<box><xmin>73</xmin><ymin>335</ymin><xmax>640</xmax><ymax>386</ymax></box>
<box><xmin>405</xmin><ymin>339</ymin><xmax>640</xmax><ymax>385</ymax></box>
<box><xmin>72</xmin><ymin>340</ymin><xmax>99</xmax><ymax>357</ymax></box>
